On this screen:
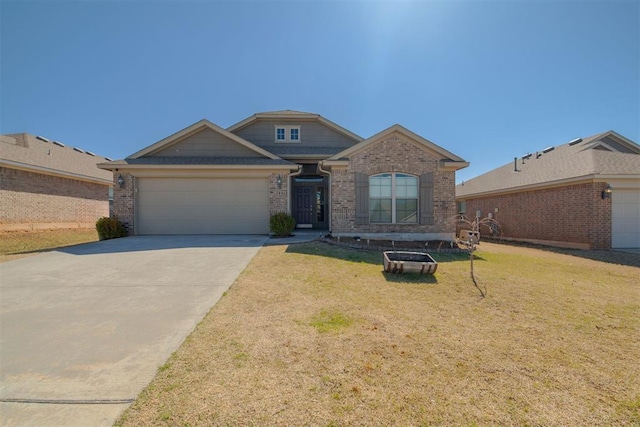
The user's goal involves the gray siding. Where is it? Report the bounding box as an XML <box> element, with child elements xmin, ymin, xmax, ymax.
<box><xmin>152</xmin><ymin>128</ymin><xmax>263</xmax><ymax>158</ymax></box>
<box><xmin>233</xmin><ymin>120</ymin><xmax>358</xmax><ymax>149</ymax></box>
<box><xmin>599</xmin><ymin>136</ymin><xmax>636</xmax><ymax>154</ymax></box>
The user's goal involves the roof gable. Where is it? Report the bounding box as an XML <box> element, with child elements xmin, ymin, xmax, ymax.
<box><xmin>0</xmin><ymin>133</ymin><xmax>112</xmax><ymax>184</ymax></box>
<box><xmin>327</xmin><ymin>124</ymin><xmax>467</xmax><ymax>168</ymax></box>
<box><xmin>227</xmin><ymin>111</ymin><xmax>363</xmax><ymax>144</ymax></box>
<box><xmin>128</xmin><ymin>119</ymin><xmax>280</xmax><ymax>160</ymax></box>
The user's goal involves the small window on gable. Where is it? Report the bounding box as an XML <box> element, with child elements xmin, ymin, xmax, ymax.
<box><xmin>274</xmin><ymin>125</ymin><xmax>301</xmax><ymax>143</ymax></box>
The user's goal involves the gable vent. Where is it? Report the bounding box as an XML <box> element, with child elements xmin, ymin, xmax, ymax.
<box><xmin>52</xmin><ymin>141</ymin><xmax>65</xmax><ymax>147</ymax></box>
<box><xmin>35</xmin><ymin>136</ymin><xmax>50</xmax><ymax>142</ymax></box>
<box><xmin>568</xmin><ymin>138</ymin><xmax>583</xmax><ymax>146</ymax></box>
<box><xmin>73</xmin><ymin>147</ymin><xmax>85</xmax><ymax>153</ymax></box>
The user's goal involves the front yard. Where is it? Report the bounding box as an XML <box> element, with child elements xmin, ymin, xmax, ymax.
<box><xmin>118</xmin><ymin>241</ymin><xmax>639</xmax><ymax>426</ymax></box>
<box><xmin>0</xmin><ymin>229</ymin><xmax>99</xmax><ymax>263</ymax></box>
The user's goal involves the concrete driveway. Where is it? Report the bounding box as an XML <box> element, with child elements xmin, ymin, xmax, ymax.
<box><xmin>0</xmin><ymin>235</ymin><xmax>267</xmax><ymax>426</ymax></box>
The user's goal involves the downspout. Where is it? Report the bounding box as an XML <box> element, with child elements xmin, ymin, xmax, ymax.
<box><xmin>318</xmin><ymin>161</ymin><xmax>332</xmax><ymax>233</ymax></box>
<box><xmin>287</xmin><ymin>165</ymin><xmax>303</xmax><ymax>215</ymax></box>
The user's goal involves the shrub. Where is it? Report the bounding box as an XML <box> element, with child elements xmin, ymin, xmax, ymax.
<box><xmin>269</xmin><ymin>212</ymin><xmax>296</xmax><ymax>237</ymax></box>
<box><xmin>95</xmin><ymin>217</ymin><xmax>128</xmax><ymax>240</ymax></box>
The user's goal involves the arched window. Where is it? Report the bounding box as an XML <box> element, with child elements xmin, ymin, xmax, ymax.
<box><xmin>369</xmin><ymin>173</ymin><xmax>418</xmax><ymax>223</ymax></box>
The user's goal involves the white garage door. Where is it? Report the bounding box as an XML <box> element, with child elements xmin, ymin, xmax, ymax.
<box><xmin>612</xmin><ymin>189</ymin><xmax>640</xmax><ymax>248</ymax></box>
<box><xmin>137</xmin><ymin>178</ymin><xmax>270</xmax><ymax>235</ymax></box>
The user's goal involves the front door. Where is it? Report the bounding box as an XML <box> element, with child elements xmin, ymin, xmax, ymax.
<box><xmin>294</xmin><ymin>186</ymin><xmax>313</xmax><ymax>227</ymax></box>
<box><xmin>293</xmin><ymin>181</ymin><xmax>328</xmax><ymax>229</ymax></box>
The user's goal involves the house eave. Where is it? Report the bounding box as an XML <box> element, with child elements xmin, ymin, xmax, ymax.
<box><xmin>439</xmin><ymin>160</ymin><xmax>470</xmax><ymax>171</ymax></box>
<box><xmin>1</xmin><ymin>159</ymin><xmax>112</xmax><ymax>185</ymax></box>
<box><xmin>98</xmin><ymin>163</ymin><xmax>298</xmax><ymax>171</ymax></box>
<box><xmin>320</xmin><ymin>159</ymin><xmax>350</xmax><ymax>167</ymax></box>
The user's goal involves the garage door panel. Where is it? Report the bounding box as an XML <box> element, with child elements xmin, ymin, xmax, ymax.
<box><xmin>612</xmin><ymin>189</ymin><xmax>640</xmax><ymax>248</ymax></box>
<box><xmin>137</xmin><ymin>178</ymin><xmax>270</xmax><ymax>235</ymax></box>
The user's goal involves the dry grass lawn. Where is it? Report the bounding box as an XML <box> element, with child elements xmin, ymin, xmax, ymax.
<box><xmin>0</xmin><ymin>229</ymin><xmax>99</xmax><ymax>263</ymax></box>
<box><xmin>117</xmin><ymin>241</ymin><xmax>639</xmax><ymax>426</ymax></box>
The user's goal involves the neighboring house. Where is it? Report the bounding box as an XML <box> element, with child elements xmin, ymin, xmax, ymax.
<box><xmin>455</xmin><ymin>131</ymin><xmax>640</xmax><ymax>249</ymax></box>
<box><xmin>99</xmin><ymin>110</ymin><xmax>468</xmax><ymax>239</ymax></box>
<box><xmin>0</xmin><ymin>133</ymin><xmax>113</xmax><ymax>231</ymax></box>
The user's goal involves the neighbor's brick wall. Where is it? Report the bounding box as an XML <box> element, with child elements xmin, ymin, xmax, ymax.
<box><xmin>462</xmin><ymin>182</ymin><xmax>612</xmax><ymax>249</ymax></box>
<box><xmin>331</xmin><ymin>135</ymin><xmax>457</xmax><ymax>234</ymax></box>
<box><xmin>0</xmin><ymin>167</ymin><xmax>109</xmax><ymax>229</ymax></box>
<box><xmin>111</xmin><ymin>172</ymin><xmax>135</xmax><ymax>234</ymax></box>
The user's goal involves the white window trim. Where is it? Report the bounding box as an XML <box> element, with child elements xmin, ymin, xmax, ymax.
<box><xmin>370</xmin><ymin>172</ymin><xmax>418</xmax><ymax>224</ymax></box>
<box><xmin>274</xmin><ymin>125</ymin><xmax>301</xmax><ymax>143</ymax></box>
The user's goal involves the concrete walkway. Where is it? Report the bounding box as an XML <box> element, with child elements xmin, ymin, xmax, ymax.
<box><xmin>0</xmin><ymin>235</ymin><xmax>267</xmax><ymax>426</ymax></box>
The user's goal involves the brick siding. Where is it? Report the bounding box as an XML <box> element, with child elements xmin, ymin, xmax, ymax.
<box><xmin>0</xmin><ymin>167</ymin><xmax>109</xmax><ymax>230</ymax></box>
<box><xmin>269</xmin><ymin>172</ymin><xmax>289</xmax><ymax>215</ymax></box>
<box><xmin>112</xmin><ymin>172</ymin><xmax>135</xmax><ymax>234</ymax></box>
<box><xmin>461</xmin><ymin>182</ymin><xmax>612</xmax><ymax>249</ymax></box>
<box><xmin>331</xmin><ymin>135</ymin><xmax>457</xmax><ymax>235</ymax></box>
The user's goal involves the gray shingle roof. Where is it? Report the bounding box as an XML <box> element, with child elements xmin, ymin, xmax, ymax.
<box><xmin>266</xmin><ymin>146</ymin><xmax>347</xmax><ymax>156</ymax></box>
<box><xmin>114</xmin><ymin>156</ymin><xmax>297</xmax><ymax>166</ymax></box>
<box><xmin>457</xmin><ymin>131</ymin><xmax>640</xmax><ymax>198</ymax></box>
<box><xmin>0</xmin><ymin>133</ymin><xmax>112</xmax><ymax>183</ymax></box>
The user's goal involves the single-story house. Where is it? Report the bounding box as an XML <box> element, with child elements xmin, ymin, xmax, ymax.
<box><xmin>99</xmin><ymin>110</ymin><xmax>468</xmax><ymax>239</ymax></box>
<box><xmin>455</xmin><ymin>131</ymin><xmax>640</xmax><ymax>249</ymax></box>
<box><xmin>0</xmin><ymin>133</ymin><xmax>113</xmax><ymax>231</ymax></box>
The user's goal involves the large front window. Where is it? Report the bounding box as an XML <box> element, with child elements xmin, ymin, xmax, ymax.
<box><xmin>369</xmin><ymin>173</ymin><xmax>418</xmax><ymax>223</ymax></box>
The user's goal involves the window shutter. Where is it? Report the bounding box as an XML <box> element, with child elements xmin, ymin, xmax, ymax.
<box><xmin>355</xmin><ymin>172</ymin><xmax>369</xmax><ymax>225</ymax></box>
<box><xmin>420</xmin><ymin>172</ymin><xmax>434</xmax><ymax>225</ymax></box>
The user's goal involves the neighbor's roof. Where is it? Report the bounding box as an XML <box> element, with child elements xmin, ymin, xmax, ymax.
<box><xmin>456</xmin><ymin>131</ymin><xmax>640</xmax><ymax>198</ymax></box>
<box><xmin>0</xmin><ymin>133</ymin><xmax>113</xmax><ymax>184</ymax></box>
<box><xmin>227</xmin><ymin>110</ymin><xmax>364</xmax><ymax>143</ymax></box>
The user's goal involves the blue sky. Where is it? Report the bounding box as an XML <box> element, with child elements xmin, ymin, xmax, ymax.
<box><xmin>1</xmin><ymin>0</ymin><xmax>638</xmax><ymax>183</ymax></box>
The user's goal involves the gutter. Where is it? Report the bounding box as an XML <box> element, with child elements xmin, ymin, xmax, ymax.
<box><xmin>318</xmin><ymin>161</ymin><xmax>332</xmax><ymax>233</ymax></box>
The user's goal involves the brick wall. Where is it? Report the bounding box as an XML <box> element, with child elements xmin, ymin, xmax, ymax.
<box><xmin>0</xmin><ymin>167</ymin><xmax>109</xmax><ymax>230</ymax></box>
<box><xmin>269</xmin><ymin>172</ymin><xmax>289</xmax><ymax>214</ymax></box>
<box><xmin>111</xmin><ymin>172</ymin><xmax>135</xmax><ymax>234</ymax></box>
<box><xmin>330</xmin><ymin>135</ymin><xmax>457</xmax><ymax>235</ymax></box>
<box><xmin>462</xmin><ymin>182</ymin><xmax>612</xmax><ymax>249</ymax></box>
